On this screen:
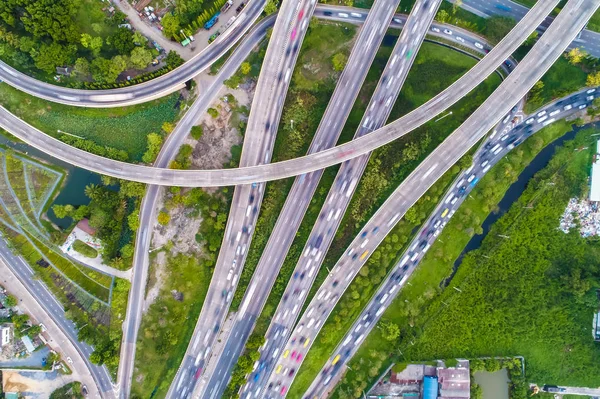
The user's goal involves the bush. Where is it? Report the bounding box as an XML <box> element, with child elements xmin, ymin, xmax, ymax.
<box><xmin>157</xmin><ymin>211</ymin><xmax>170</xmax><ymax>225</ymax></box>
<box><xmin>190</xmin><ymin>125</ymin><xmax>203</xmax><ymax>140</ymax></box>
<box><xmin>72</xmin><ymin>239</ymin><xmax>98</xmax><ymax>258</ymax></box>
<box><xmin>207</xmin><ymin>108</ymin><xmax>219</xmax><ymax>118</ymax></box>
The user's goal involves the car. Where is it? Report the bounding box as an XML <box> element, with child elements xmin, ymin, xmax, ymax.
<box><xmin>474</xmin><ymin>42</ymin><xmax>484</xmax><ymax>49</ymax></box>
<box><xmin>288</xmin><ymin>368</ymin><xmax>296</xmax><ymax>376</ymax></box>
<box><xmin>66</xmin><ymin>357</ymin><xmax>73</xmax><ymax>364</ymax></box>
<box><xmin>297</xmin><ymin>353</ymin><xmax>303</xmax><ymax>362</ymax></box>
<box><xmin>441</xmin><ymin>208</ymin><xmax>449</xmax><ymax>218</ymax></box>
<box><xmin>283</xmin><ymin>349</ymin><xmax>290</xmax><ymax>358</ymax></box>
<box><xmin>303</xmin><ymin>337</ymin><xmax>310</xmax><ymax>347</ymax></box>
<box><xmin>82</xmin><ymin>386</ymin><xmax>88</xmax><ymax>396</ymax></box>
<box><xmin>458</xmin><ymin>186</ymin><xmax>466</xmax><ymax>196</ymax></box>
<box><xmin>443</xmin><ymin>29</ymin><xmax>452</xmax><ymax>35</ymax></box>
<box><xmin>291</xmin><ymin>350</ymin><xmax>297</xmax><ymax>359</ymax></box>
<box><xmin>194</xmin><ymin>368</ymin><xmax>202</xmax><ymax>379</ymax></box>
<box><xmin>324</xmin><ymin>11</ymin><xmax>332</xmax><ymax>16</ymax></box>
<box><xmin>418</xmin><ymin>240</ymin><xmax>427</xmax><ymax>250</ymax></box>
<box><xmin>456</xmin><ymin>36</ymin><xmax>465</xmax><ymax>43</ymax></box>
<box><xmin>298</xmin><ymin>10</ymin><xmax>304</xmax><ymax>19</ymax></box>
<box><xmin>281</xmin><ymin>386</ymin><xmax>288</xmax><ymax>395</ymax></box>
<box><xmin>291</xmin><ymin>28</ymin><xmax>297</xmax><ymax>40</ymax></box>
<box><xmin>332</xmin><ymin>280</ymin><xmax>339</xmax><ymax>287</ymax></box>
<box><xmin>431</xmin><ymin>26</ymin><xmax>440</xmax><ymax>32</ymax></box>
<box><xmin>275</xmin><ymin>364</ymin><xmax>283</xmax><ymax>374</ymax></box>
<box><xmin>235</xmin><ymin>2</ymin><xmax>245</xmax><ymax>13</ymax></box>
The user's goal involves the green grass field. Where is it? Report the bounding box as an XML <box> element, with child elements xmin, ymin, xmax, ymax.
<box><xmin>131</xmin><ymin>254</ymin><xmax>211</xmax><ymax>399</ymax></box>
<box><xmin>328</xmin><ymin>122</ymin><xmax>600</xmax><ymax>397</ymax></box>
<box><xmin>0</xmin><ymin>84</ymin><xmax>181</xmax><ymax>160</ymax></box>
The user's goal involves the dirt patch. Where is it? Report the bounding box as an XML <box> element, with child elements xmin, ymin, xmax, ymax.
<box><xmin>2</xmin><ymin>370</ymin><xmax>75</xmax><ymax>399</ymax></box>
<box><xmin>187</xmin><ymin>86</ymin><xmax>248</xmax><ymax>170</ymax></box>
<box><xmin>143</xmin><ymin>251</ymin><xmax>167</xmax><ymax>312</ymax></box>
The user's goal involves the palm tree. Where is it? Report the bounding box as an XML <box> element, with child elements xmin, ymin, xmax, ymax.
<box><xmin>84</xmin><ymin>183</ymin><xmax>102</xmax><ymax>201</ymax></box>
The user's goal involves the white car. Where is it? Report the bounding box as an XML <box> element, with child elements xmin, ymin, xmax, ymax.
<box><xmin>443</xmin><ymin>29</ymin><xmax>453</xmax><ymax>35</ymax></box>
<box><xmin>456</xmin><ymin>36</ymin><xmax>465</xmax><ymax>43</ymax></box>
<box><xmin>66</xmin><ymin>357</ymin><xmax>73</xmax><ymax>365</ymax></box>
<box><xmin>351</xmin><ymin>12</ymin><xmax>361</xmax><ymax>17</ymax></box>
<box><xmin>474</xmin><ymin>42</ymin><xmax>484</xmax><ymax>49</ymax></box>
<box><xmin>431</xmin><ymin>26</ymin><xmax>440</xmax><ymax>32</ymax></box>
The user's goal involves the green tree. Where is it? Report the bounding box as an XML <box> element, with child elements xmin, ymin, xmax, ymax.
<box><xmin>162</xmin><ymin>122</ymin><xmax>175</xmax><ymax>134</ymax></box>
<box><xmin>332</xmin><ymin>52</ymin><xmax>348</xmax><ymax>72</ymax></box>
<box><xmin>128</xmin><ymin>210</ymin><xmax>140</xmax><ymax>231</ymax></box>
<box><xmin>161</xmin><ymin>13</ymin><xmax>181</xmax><ymax>39</ymax></box>
<box><xmin>132</xmin><ymin>31</ymin><xmax>148</xmax><ymax>45</ymax></box>
<box><xmin>165</xmin><ymin>50</ymin><xmax>184</xmax><ymax>68</ymax></box>
<box><xmin>89</xmin><ymin>36</ymin><xmax>103</xmax><ymax>56</ymax></box>
<box><xmin>34</xmin><ymin>42</ymin><xmax>75</xmax><ymax>73</ymax></box>
<box><xmin>109</xmin><ymin>27</ymin><xmax>135</xmax><ymax>54</ymax></box>
<box><xmin>80</xmin><ymin>33</ymin><xmax>93</xmax><ymax>48</ymax></box>
<box><xmin>129</xmin><ymin>46</ymin><xmax>153</xmax><ymax>69</ymax></box>
<box><xmin>240</xmin><ymin>61</ymin><xmax>251</xmax><ymax>75</ymax></box>
<box><xmin>380</xmin><ymin>321</ymin><xmax>400</xmax><ymax>341</ymax></box>
<box><xmin>264</xmin><ymin>0</ymin><xmax>279</xmax><ymax>14</ymax></box>
<box><xmin>73</xmin><ymin>57</ymin><xmax>90</xmax><ymax>76</ymax></box>
<box><xmin>142</xmin><ymin>133</ymin><xmax>163</xmax><ymax>163</ymax></box>
<box><xmin>4</xmin><ymin>295</ymin><xmax>17</xmax><ymax>307</ymax></box>
<box><xmin>191</xmin><ymin>125</ymin><xmax>203</xmax><ymax>140</ymax></box>
<box><xmin>157</xmin><ymin>211</ymin><xmax>170</xmax><ymax>225</ymax></box>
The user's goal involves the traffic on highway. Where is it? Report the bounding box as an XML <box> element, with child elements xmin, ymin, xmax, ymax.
<box><xmin>0</xmin><ymin>0</ymin><xmax>597</xmax><ymax>397</ymax></box>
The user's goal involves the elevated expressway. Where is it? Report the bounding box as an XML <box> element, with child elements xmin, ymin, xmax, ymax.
<box><xmin>304</xmin><ymin>86</ymin><xmax>598</xmax><ymax>398</ymax></box>
<box><xmin>0</xmin><ymin>0</ymin><xmax>562</xmax><ymax>186</ymax></box>
<box><xmin>0</xmin><ymin>0</ymin><xmax>265</xmax><ymax>108</ymax></box>
<box><xmin>166</xmin><ymin>0</ymin><xmax>320</xmax><ymax>396</ymax></box>
<box><xmin>260</xmin><ymin>0</ymin><xmax>598</xmax><ymax>396</ymax></box>
<box><xmin>196</xmin><ymin>0</ymin><xmax>417</xmax><ymax>397</ymax></box>
<box><xmin>242</xmin><ymin>0</ymin><xmax>442</xmax><ymax>396</ymax></box>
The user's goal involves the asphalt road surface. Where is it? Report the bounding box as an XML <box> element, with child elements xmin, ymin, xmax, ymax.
<box><xmin>0</xmin><ymin>238</ymin><xmax>114</xmax><ymax>398</ymax></box>
<box><xmin>304</xmin><ymin>85</ymin><xmax>599</xmax><ymax>398</ymax></box>
<box><xmin>262</xmin><ymin>0</ymin><xmax>598</xmax><ymax>395</ymax></box>
<box><xmin>0</xmin><ymin>0</ymin><xmax>265</xmax><ymax>108</ymax></box>
<box><xmin>115</xmin><ymin>14</ymin><xmax>276</xmax><ymax>399</ymax></box>
<box><xmin>166</xmin><ymin>0</ymin><xmax>320</xmax><ymax>396</ymax></box>
<box><xmin>198</xmin><ymin>0</ymin><xmax>419</xmax><ymax>397</ymax></box>
<box><xmin>242</xmin><ymin>0</ymin><xmax>443</xmax><ymax>397</ymax></box>
<box><xmin>0</xmin><ymin>0</ymin><xmax>558</xmax><ymax>186</ymax></box>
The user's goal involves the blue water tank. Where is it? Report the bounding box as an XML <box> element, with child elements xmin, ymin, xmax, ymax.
<box><xmin>423</xmin><ymin>376</ymin><xmax>438</xmax><ymax>399</ymax></box>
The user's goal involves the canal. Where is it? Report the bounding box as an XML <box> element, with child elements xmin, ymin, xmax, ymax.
<box><xmin>448</xmin><ymin>122</ymin><xmax>595</xmax><ymax>281</ymax></box>
<box><xmin>0</xmin><ymin>134</ymin><xmax>101</xmax><ymax>229</ymax></box>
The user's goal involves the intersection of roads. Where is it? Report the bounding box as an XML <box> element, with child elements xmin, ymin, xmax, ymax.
<box><xmin>0</xmin><ymin>0</ymin><xmax>598</xmax><ymax>398</ymax></box>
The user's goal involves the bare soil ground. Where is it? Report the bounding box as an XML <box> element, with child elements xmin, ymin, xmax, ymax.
<box><xmin>142</xmin><ymin>85</ymin><xmax>251</xmax><ymax>311</ymax></box>
<box><xmin>2</xmin><ymin>370</ymin><xmax>77</xmax><ymax>399</ymax></box>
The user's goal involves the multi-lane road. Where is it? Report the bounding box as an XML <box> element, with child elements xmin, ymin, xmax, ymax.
<box><xmin>198</xmin><ymin>0</ymin><xmax>418</xmax><ymax>397</ymax></box>
<box><xmin>0</xmin><ymin>0</ymin><xmax>558</xmax><ymax>187</ymax></box>
<box><xmin>263</xmin><ymin>0</ymin><xmax>598</xmax><ymax>395</ymax></box>
<box><xmin>0</xmin><ymin>238</ymin><xmax>114</xmax><ymax>398</ymax></box>
<box><xmin>0</xmin><ymin>0</ymin><xmax>265</xmax><ymax>108</ymax></box>
<box><xmin>244</xmin><ymin>0</ymin><xmax>442</xmax><ymax>396</ymax></box>
<box><xmin>167</xmin><ymin>0</ymin><xmax>319</xmax><ymax>396</ymax></box>
<box><xmin>115</xmin><ymin>13</ymin><xmax>277</xmax><ymax>399</ymax></box>
<box><xmin>304</xmin><ymin>85</ymin><xmax>600</xmax><ymax>398</ymax></box>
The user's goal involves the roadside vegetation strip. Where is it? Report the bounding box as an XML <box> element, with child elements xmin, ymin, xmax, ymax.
<box><xmin>0</xmin><ymin>84</ymin><xmax>182</xmax><ymax>160</ymax></box>
<box><xmin>329</xmin><ymin>120</ymin><xmax>600</xmax><ymax>397</ymax></box>
<box><xmin>131</xmin><ymin>186</ymin><xmax>231</xmax><ymax>399</ymax></box>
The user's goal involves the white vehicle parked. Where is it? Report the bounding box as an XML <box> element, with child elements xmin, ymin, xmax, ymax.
<box><xmin>431</xmin><ymin>26</ymin><xmax>440</xmax><ymax>32</ymax></box>
<box><xmin>443</xmin><ymin>29</ymin><xmax>452</xmax><ymax>35</ymax></box>
<box><xmin>474</xmin><ymin>42</ymin><xmax>484</xmax><ymax>49</ymax></box>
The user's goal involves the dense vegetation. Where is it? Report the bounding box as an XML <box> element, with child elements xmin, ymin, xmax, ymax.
<box><xmin>50</xmin><ymin>382</ymin><xmax>84</xmax><ymax>399</ymax></box>
<box><xmin>0</xmin><ymin>84</ymin><xmax>181</xmax><ymax>160</ymax></box>
<box><xmin>52</xmin><ymin>179</ymin><xmax>145</xmax><ymax>270</ymax></box>
<box><xmin>328</xmin><ymin>125</ymin><xmax>600</xmax><ymax>398</ymax></box>
<box><xmin>0</xmin><ymin>0</ymin><xmax>169</xmax><ymax>85</ymax></box>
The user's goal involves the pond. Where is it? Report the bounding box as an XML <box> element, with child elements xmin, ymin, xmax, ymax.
<box><xmin>474</xmin><ymin>369</ymin><xmax>510</xmax><ymax>399</ymax></box>
<box><xmin>0</xmin><ymin>134</ymin><xmax>101</xmax><ymax>229</ymax></box>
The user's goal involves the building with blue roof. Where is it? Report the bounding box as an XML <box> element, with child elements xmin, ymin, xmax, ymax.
<box><xmin>423</xmin><ymin>375</ymin><xmax>439</xmax><ymax>399</ymax></box>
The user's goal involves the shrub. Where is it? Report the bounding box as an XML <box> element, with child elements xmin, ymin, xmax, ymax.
<box><xmin>157</xmin><ymin>211</ymin><xmax>170</xmax><ymax>225</ymax></box>
<box><xmin>72</xmin><ymin>239</ymin><xmax>99</xmax><ymax>258</ymax></box>
<box><xmin>191</xmin><ymin>125</ymin><xmax>203</xmax><ymax>140</ymax></box>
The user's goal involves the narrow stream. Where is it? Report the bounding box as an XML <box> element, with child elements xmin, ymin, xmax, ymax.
<box><xmin>446</xmin><ymin>122</ymin><xmax>595</xmax><ymax>284</ymax></box>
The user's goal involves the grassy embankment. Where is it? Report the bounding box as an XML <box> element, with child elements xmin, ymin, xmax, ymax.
<box><xmin>0</xmin><ymin>83</ymin><xmax>181</xmax><ymax>160</ymax></box>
